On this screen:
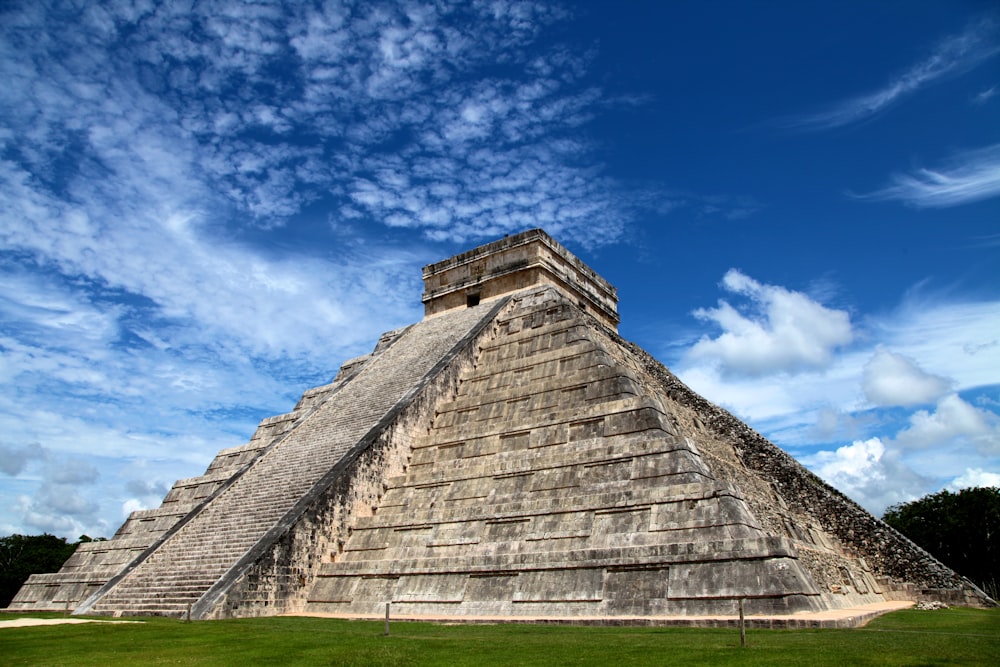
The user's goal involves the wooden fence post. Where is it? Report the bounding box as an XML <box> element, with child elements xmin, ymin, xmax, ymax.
<box><xmin>738</xmin><ymin>598</ymin><xmax>747</xmax><ymax>648</ymax></box>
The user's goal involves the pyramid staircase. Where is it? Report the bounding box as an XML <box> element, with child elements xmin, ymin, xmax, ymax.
<box><xmin>74</xmin><ymin>300</ymin><xmax>503</xmax><ymax>617</ymax></box>
<box><xmin>9</xmin><ymin>440</ymin><xmax>275</xmax><ymax>612</ymax></box>
<box><xmin>9</xmin><ymin>354</ymin><xmax>354</xmax><ymax>613</ymax></box>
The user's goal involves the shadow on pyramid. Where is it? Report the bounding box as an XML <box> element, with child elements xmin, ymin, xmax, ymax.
<box><xmin>9</xmin><ymin>230</ymin><xmax>993</xmax><ymax>624</ymax></box>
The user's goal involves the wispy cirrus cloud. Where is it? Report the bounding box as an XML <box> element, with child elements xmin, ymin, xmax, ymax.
<box><xmin>0</xmin><ymin>0</ymin><xmax>636</xmax><ymax>536</ymax></box>
<box><xmin>972</xmin><ymin>85</ymin><xmax>998</xmax><ymax>105</ymax></box>
<box><xmin>857</xmin><ymin>143</ymin><xmax>1000</xmax><ymax>208</ymax></box>
<box><xmin>0</xmin><ymin>1</ymin><xmax>623</xmax><ymax>257</ymax></box>
<box><xmin>781</xmin><ymin>17</ymin><xmax>1000</xmax><ymax>130</ymax></box>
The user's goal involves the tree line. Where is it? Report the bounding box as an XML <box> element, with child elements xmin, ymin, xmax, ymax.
<box><xmin>882</xmin><ymin>486</ymin><xmax>999</xmax><ymax>600</ymax></box>
<box><xmin>0</xmin><ymin>534</ymin><xmax>105</xmax><ymax>608</ymax></box>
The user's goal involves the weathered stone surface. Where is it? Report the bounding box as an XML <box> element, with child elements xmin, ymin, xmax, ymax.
<box><xmin>10</xmin><ymin>228</ymin><xmax>992</xmax><ymax>619</ymax></box>
<box><xmin>422</xmin><ymin>228</ymin><xmax>619</xmax><ymax>330</ymax></box>
<box><xmin>305</xmin><ymin>287</ymin><xmax>828</xmax><ymax>618</ymax></box>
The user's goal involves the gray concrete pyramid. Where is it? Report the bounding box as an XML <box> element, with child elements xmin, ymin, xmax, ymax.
<box><xmin>9</xmin><ymin>230</ymin><xmax>990</xmax><ymax>621</ymax></box>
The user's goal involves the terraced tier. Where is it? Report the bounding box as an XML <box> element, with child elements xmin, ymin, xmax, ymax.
<box><xmin>306</xmin><ymin>290</ymin><xmax>826</xmax><ymax>618</ymax></box>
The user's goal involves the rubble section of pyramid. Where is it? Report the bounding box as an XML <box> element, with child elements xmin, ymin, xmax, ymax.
<box><xmin>613</xmin><ymin>338</ymin><xmax>989</xmax><ymax>607</ymax></box>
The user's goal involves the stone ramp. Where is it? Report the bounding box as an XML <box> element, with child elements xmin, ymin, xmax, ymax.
<box><xmin>76</xmin><ymin>301</ymin><xmax>502</xmax><ymax>618</ymax></box>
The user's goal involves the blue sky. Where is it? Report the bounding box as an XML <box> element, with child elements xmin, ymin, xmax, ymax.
<box><xmin>1</xmin><ymin>1</ymin><xmax>998</xmax><ymax>540</ymax></box>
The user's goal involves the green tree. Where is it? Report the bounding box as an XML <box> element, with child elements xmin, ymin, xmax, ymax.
<box><xmin>0</xmin><ymin>534</ymin><xmax>81</xmax><ymax>608</ymax></box>
<box><xmin>883</xmin><ymin>486</ymin><xmax>1000</xmax><ymax>599</ymax></box>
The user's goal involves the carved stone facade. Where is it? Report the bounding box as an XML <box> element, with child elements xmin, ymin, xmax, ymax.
<box><xmin>8</xmin><ymin>229</ymin><xmax>992</xmax><ymax>620</ymax></box>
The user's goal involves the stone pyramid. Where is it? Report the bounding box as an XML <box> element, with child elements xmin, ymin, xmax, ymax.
<box><xmin>9</xmin><ymin>229</ymin><xmax>990</xmax><ymax>621</ymax></box>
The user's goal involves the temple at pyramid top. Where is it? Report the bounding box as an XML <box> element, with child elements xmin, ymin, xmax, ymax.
<box><xmin>422</xmin><ymin>229</ymin><xmax>619</xmax><ymax>331</ymax></box>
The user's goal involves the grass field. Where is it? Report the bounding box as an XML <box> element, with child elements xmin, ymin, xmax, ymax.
<box><xmin>2</xmin><ymin>608</ymin><xmax>998</xmax><ymax>666</ymax></box>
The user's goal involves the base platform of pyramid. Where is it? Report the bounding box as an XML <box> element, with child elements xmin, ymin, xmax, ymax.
<box><xmin>9</xmin><ymin>229</ymin><xmax>992</xmax><ymax>622</ymax></box>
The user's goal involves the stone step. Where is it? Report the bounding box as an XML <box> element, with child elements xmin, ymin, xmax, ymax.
<box><xmin>340</xmin><ymin>524</ymin><xmax>761</xmax><ymax>565</ymax></box>
<box><xmin>482</xmin><ymin>313</ymin><xmax>583</xmax><ymax>348</ymax></box>
<box><xmin>427</xmin><ymin>395</ymin><xmax>668</xmax><ymax>445</ymax></box>
<box><xmin>395</xmin><ymin>436</ymin><xmax>690</xmax><ymax>487</ymax></box>
<box><xmin>115</xmin><ymin>588</ymin><xmax>213</xmax><ymax>597</ymax></box>
<box><xmin>475</xmin><ymin>323</ymin><xmax>590</xmax><ymax>365</ymax></box>
<box><xmin>97</xmin><ymin>584</ymin><xmax>219</xmax><ymax>598</ymax></box>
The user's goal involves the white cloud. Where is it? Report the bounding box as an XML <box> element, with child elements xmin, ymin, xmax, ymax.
<box><xmin>673</xmin><ymin>276</ymin><xmax>1000</xmax><ymax>515</ymax></box>
<box><xmin>863</xmin><ymin>348</ymin><xmax>951</xmax><ymax>407</ymax></box>
<box><xmin>895</xmin><ymin>394</ymin><xmax>999</xmax><ymax>451</ymax></box>
<box><xmin>873</xmin><ymin>297</ymin><xmax>1000</xmax><ymax>392</ymax></box>
<box><xmin>677</xmin><ymin>294</ymin><xmax>1000</xmax><ymax>428</ymax></box>
<box><xmin>785</xmin><ymin>18</ymin><xmax>1000</xmax><ymax>130</ymax></box>
<box><xmin>810</xmin><ymin>437</ymin><xmax>885</xmax><ymax>481</ymax></box>
<box><xmin>804</xmin><ymin>438</ymin><xmax>927</xmax><ymax>514</ymax></box>
<box><xmin>972</xmin><ymin>85</ymin><xmax>998</xmax><ymax>105</ymax></box>
<box><xmin>0</xmin><ymin>0</ymin><xmax>645</xmax><ymax>538</ymax></box>
<box><xmin>948</xmin><ymin>468</ymin><xmax>1000</xmax><ymax>489</ymax></box>
<box><xmin>685</xmin><ymin>269</ymin><xmax>853</xmax><ymax>377</ymax></box>
<box><xmin>860</xmin><ymin>143</ymin><xmax>1000</xmax><ymax>208</ymax></box>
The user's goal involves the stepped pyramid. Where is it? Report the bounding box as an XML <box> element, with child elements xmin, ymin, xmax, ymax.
<box><xmin>9</xmin><ymin>229</ymin><xmax>990</xmax><ymax>621</ymax></box>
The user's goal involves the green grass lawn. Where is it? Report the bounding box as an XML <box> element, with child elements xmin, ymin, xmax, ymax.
<box><xmin>2</xmin><ymin>608</ymin><xmax>998</xmax><ymax>666</ymax></box>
